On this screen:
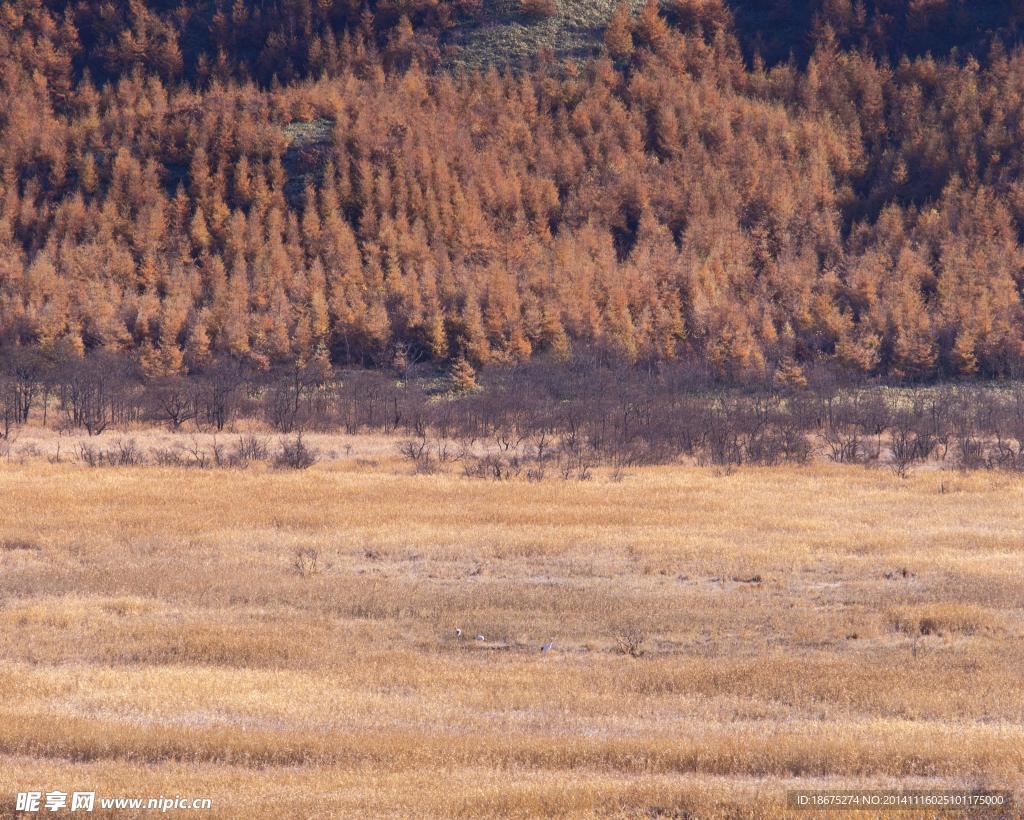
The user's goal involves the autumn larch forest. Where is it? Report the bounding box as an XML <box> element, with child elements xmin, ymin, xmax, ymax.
<box><xmin>4</xmin><ymin>0</ymin><xmax>1024</xmax><ymax>384</ymax></box>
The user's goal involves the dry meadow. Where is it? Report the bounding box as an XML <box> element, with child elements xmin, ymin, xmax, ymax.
<box><xmin>0</xmin><ymin>437</ymin><xmax>1022</xmax><ymax>817</ymax></box>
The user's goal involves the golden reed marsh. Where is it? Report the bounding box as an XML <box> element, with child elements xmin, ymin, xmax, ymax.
<box><xmin>0</xmin><ymin>447</ymin><xmax>1022</xmax><ymax>818</ymax></box>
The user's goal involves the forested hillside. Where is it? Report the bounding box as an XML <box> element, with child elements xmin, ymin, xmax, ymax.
<box><xmin>4</xmin><ymin>0</ymin><xmax>1024</xmax><ymax>381</ymax></box>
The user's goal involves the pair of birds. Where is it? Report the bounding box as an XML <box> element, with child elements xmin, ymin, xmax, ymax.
<box><xmin>454</xmin><ymin>627</ymin><xmax>553</xmax><ymax>652</ymax></box>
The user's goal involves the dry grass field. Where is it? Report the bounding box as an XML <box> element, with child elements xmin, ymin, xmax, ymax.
<box><xmin>1</xmin><ymin>438</ymin><xmax>1023</xmax><ymax>817</ymax></box>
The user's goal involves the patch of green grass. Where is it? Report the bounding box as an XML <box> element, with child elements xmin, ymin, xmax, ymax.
<box><xmin>445</xmin><ymin>0</ymin><xmax>650</xmax><ymax>69</ymax></box>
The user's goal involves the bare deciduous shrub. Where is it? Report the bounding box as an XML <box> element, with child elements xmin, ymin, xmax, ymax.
<box><xmin>464</xmin><ymin>454</ymin><xmax>523</xmax><ymax>480</ymax></box>
<box><xmin>146</xmin><ymin>376</ymin><xmax>198</xmax><ymax>430</ymax></box>
<box><xmin>0</xmin><ymin>376</ymin><xmax>21</xmax><ymax>441</ymax></box>
<box><xmin>399</xmin><ymin>437</ymin><xmax>435</xmax><ymax>473</ymax></box>
<box><xmin>555</xmin><ymin>451</ymin><xmax>594</xmax><ymax>481</ymax></box>
<box><xmin>231</xmin><ymin>435</ymin><xmax>269</xmax><ymax>467</ymax></box>
<box><xmin>152</xmin><ymin>447</ymin><xmax>185</xmax><ymax>467</ymax></box>
<box><xmin>820</xmin><ymin>389</ymin><xmax>890</xmax><ymax>464</ymax></box>
<box><xmin>77</xmin><ymin>442</ymin><xmax>100</xmax><ymax>467</ymax></box>
<box><xmin>264</xmin><ymin>361</ymin><xmax>331</xmax><ymax>433</ymax></box>
<box><xmin>399</xmin><ymin>437</ymin><xmax>427</xmax><ymax>462</ymax></box>
<box><xmin>433</xmin><ymin>439</ymin><xmax>454</xmax><ymax>464</ymax></box>
<box><xmin>185</xmin><ymin>437</ymin><xmax>210</xmax><ymax>469</ymax></box>
<box><xmin>77</xmin><ymin>439</ymin><xmax>145</xmax><ymax>467</ymax></box>
<box><xmin>109</xmin><ymin>439</ymin><xmax>145</xmax><ymax>466</ymax></box>
<box><xmin>15</xmin><ymin>443</ymin><xmax>40</xmax><ymax>462</ymax></box>
<box><xmin>210</xmin><ymin>437</ymin><xmax>227</xmax><ymax>467</ymax></box>
<box><xmin>890</xmin><ymin>454</ymin><xmax>912</xmax><ymax>479</ymax></box>
<box><xmin>274</xmin><ymin>435</ymin><xmax>319</xmax><ymax>469</ymax></box>
<box><xmin>58</xmin><ymin>351</ymin><xmax>138</xmax><ymax>435</ymax></box>
<box><xmin>197</xmin><ymin>360</ymin><xmax>248</xmax><ymax>431</ymax></box>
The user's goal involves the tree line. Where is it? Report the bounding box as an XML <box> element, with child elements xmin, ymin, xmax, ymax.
<box><xmin>3</xmin><ymin>1</ymin><xmax>1024</xmax><ymax>382</ymax></box>
<box><xmin>4</xmin><ymin>350</ymin><xmax>1024</xmax><ymax>475</ymax></box>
